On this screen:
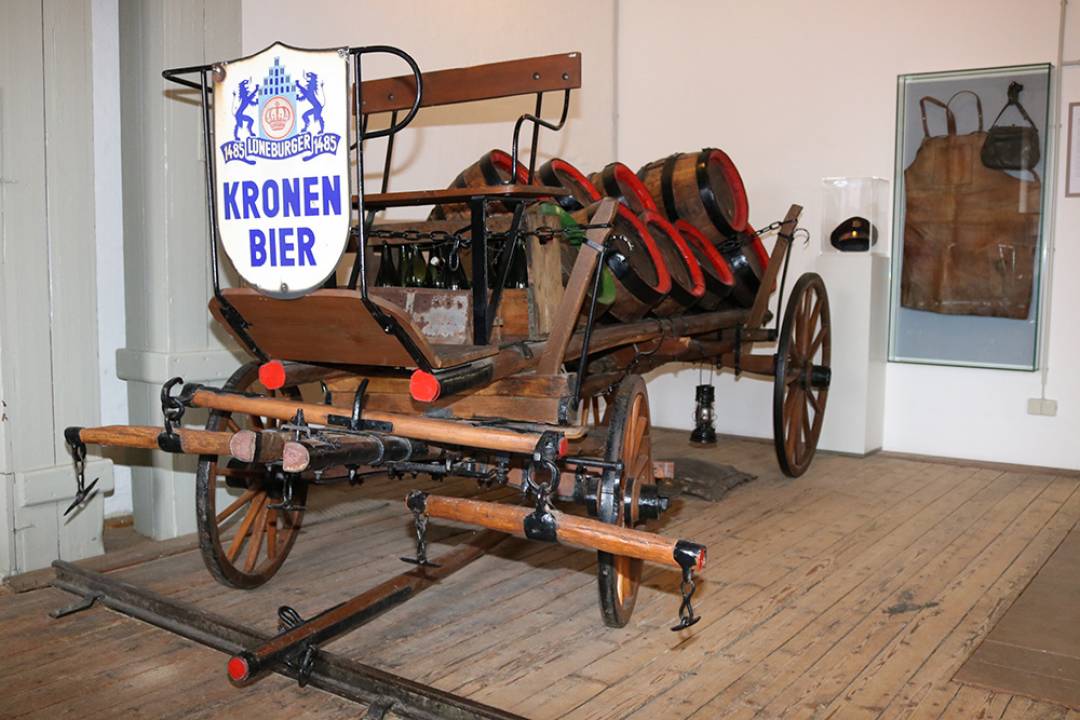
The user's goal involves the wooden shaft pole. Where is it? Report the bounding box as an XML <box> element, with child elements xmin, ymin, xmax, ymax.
<box><xmin>413</xmin><ymin>493</ymin><xmax>705</xmax><ymax>571</ymax></box>
<box><xmin>229</xmin><ymin>430</ymin><xmax>286</xmax><ymax>464</ymax></box>
<box><xmin>280</xmin><ymin>434</ymin><xmax>425</xmax><ymax>473</ymax></box>
<box><xmin>71</xmin><ymin>425</ymin><xmax>235</xmax><ymax>455</ymax></box>
<box><xmin>746</xmin><ymin>204</ymin><xmax>802</xmax><ymax>330</ymax></box>
<box><xmin>188</xmin><ymin>388</ymin><xmax>551</xmax><ymax>456</ymax></box>
<box><xmin>536</xmin><ymin>197</ymin><xmax>618</xmax><ymax>375</ymax></box>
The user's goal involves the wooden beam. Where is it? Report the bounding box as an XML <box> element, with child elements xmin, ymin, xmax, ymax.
<box><xmin>746</xmin><ymin>204</ymin><xmax>802</xmax><ymax>330</ymax></box>
<box><xmin>359</xmin><ymin>52</ymin><xmax>582</xmax><ymax>114</ymax></box>
<box><xmin>537</xmin><ymin>198</ymin><xmax>618</xmax><ymax>375</ymax></box>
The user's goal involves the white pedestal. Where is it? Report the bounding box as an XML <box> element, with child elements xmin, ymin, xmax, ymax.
<box><xmin>815</xmin><ymin>253</ymin><xmax>890</xmax><ymax>455</ymax></box>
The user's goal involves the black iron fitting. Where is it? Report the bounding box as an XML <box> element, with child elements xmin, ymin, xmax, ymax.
<box><xmin>405</xmin><ymin>490</ymin><xmax>428</xmax><ymax>515</ymax></box>
<box><xmin>672</xmin><ymin>540</ymin><xmax>705</xmax><ymax>573</ymax></box>
<box><xmin>532</xmin><ymin>431</ymin><xmax>563</xmax><ymax>464</ymax></box>
<box><xmin>156</xmin><ymin>432</ymin><xmax>183</xmax><ymax>453</ymax></box>
<box><xmin>63</xmin><ymin>426</ymin><xmax>84</xmax><ymax>449</ymax></box>
<box><xmin>810</xmin><ymin>365</ymin><xmax>832</xmax><ymax>389</ymax></box>
<box><xmin>637</xmin><ymin>484</ymin><xmax>670</xmax><ymax>521</ymax></box>
<box><xmin>523</xmin><ymin>508</ymin><xmax>558</xmax><ymax>543</ymax></box>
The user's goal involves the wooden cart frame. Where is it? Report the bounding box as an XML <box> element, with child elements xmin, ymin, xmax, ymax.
<box><xmin>61</xmin><ymin>45</ymin><xmax>831</xmax><ymax>685</ymax></box>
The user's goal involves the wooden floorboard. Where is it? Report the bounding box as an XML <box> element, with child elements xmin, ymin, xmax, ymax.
<box><xmin>1</xmin><ymin>431</ymin><xmax>1077</xmax><ymax>719</ymax></box>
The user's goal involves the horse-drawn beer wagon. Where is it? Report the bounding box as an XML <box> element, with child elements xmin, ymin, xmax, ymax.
<box><xmin>59</xmin><ymin>44</ymin><xmax>830</xmax><ymax>692</ymax></box>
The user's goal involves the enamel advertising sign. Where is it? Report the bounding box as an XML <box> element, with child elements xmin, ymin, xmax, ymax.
<box><xmin>214</xmin><ymin>43</ymin><xmax>350</xmax><ymax>297</ymax></box>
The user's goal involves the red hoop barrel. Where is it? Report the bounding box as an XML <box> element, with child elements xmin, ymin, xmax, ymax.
<box><xmin>589</xmin><ymin>162</ymin><xmax>658</xmax><ymax>214</ymax></box>
<box><xmin>429</xmin><ymin>149</ymin><xmax>530</xmax><ymax>220</ymax></box>
<box><xmin>535</xmin><ymin>158</ymin><xmax>601</xmax><ymax>212</ymax></box>
<box><xmin>571</xmin><ymin>203</ymin><xmax>671</xmax><ymax>322</ymax></box>
<box><xmin>637</xmin><ymin>149</ymin><xmax>749</xmax><ymax>243</ymax></box>
<box><xmin>717</xmin><ymin>224</ymin><xmax>770</xmax><ymax>308</ymax></box>
<box><xmin>674</xmin><ymin>220</ymin><xmax>736</xmax><ymax>312</ymax></box>
<box><xmin>639</xmin><ymin>210</ymin><xmax>704</xmax><ymax>317</ymax></box>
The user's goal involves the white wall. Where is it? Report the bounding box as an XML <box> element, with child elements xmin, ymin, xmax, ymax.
<box><xmin>619</xmin><ymin>0</ymin><xmax>1080</xmax><ymax>470</ymax></box>
<box><xmin>242</xmin><ymin>0</ymin><xmax>618</xmax><ymax>216</ymax></box>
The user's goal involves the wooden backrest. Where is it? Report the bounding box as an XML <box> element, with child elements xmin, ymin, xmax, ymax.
<box><xmin>359</xmin><ymin>52</ymin><xmax>581</xmax><ymax>115</ymax></box>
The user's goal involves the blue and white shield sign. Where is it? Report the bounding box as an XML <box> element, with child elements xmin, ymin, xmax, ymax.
<box><xmin>214</xmin><ymin>43</ymin><xmax>350</xmax><ymax>297</ymax></box>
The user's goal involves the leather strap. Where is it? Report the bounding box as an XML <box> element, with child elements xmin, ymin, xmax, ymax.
<box><xmin>946</xmin><ymin>90</ymin><xmax>984</xmax><ymax>132</ymax></box>
<box><xmin>920</xmin><ymin>96</ymin><xmax>956</xmax><ymax>137</ymax></box>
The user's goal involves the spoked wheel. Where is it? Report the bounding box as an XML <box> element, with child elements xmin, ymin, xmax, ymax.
<box><xmin>596</xmin><ymin>374</ymin><xmax>654</xmax><ymax>627</ymax></box>
<box><xmin>195</xmin><ymin>363</ymin><xmax>307</xmax><ymax>589</ymax></box>
<box><xmin>773</xmin><ymin>272</ymin><xmax>831</xmax><ymax>478</ymax></box>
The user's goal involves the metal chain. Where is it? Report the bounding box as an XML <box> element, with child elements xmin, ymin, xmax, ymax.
<box><xmin>368</xmin><ymin>222</ymin><xmax>613</xmax><ymax>248</ymax></box>
<box><xmin>413</xmin><ymin>512</ymin><xmax>429</xmax><ymax>565</ymax></box>
<box><xmin>400</xmin><ymin>503</ymin><xmax>439</xmax><ymax>568</ymax></box>
<box><xmin>64</xmin><ymin>440</ymin><xmax>100</xmax><ymax>517</ymax></box>
<box><xmin>671</xmin><ymin>566</ymin><xmax>701</xmax><ymax>631</ymax></box>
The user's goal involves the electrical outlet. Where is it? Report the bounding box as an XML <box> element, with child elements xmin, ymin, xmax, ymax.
<box><xmin>1027</xmin><ymin>398</ymin><xmax>1058</xmax><ymax>416</ymax></box>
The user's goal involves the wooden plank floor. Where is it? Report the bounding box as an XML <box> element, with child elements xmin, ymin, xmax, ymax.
<box><xmin>955</xmin><ymin>523</ymin><xmax>1080</xmax><ymax>709</ymax></box>
<box><xmin>2</xmin><ymin>431</ymin><xmax>1080</xmax><ymax>719</ymax></box>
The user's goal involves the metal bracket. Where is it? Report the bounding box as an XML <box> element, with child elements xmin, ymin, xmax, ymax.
<box><xmin>326</xmin><ymin>379</ymin><xmax>393</xmax><ymax>432</ymax></box>
<box><xmin>523</xmin><ymin>509</ymin><xmax>558</xmax><ymax>542</ymax></box>
<box><xmin>50</xmin><ymin>592</ymin><xmax>101</xmax><ymax>619</ymax></box>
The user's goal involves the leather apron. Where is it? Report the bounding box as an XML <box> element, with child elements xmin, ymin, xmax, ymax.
<box><xmin>901</xmin><ymin>92</ymin><xmax>1041</xmax><ymax>319</ymax></box>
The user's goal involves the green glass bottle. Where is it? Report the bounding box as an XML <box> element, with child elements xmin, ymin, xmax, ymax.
<box><xmin>375</xmin><ymin>242</ymin><xmax>398</xmax><ymax>286</ymax></box>
<box><xmin>397</xmin><ymin>244</ymin><xmax>414</xmax><ymax>286</ymax></box>
<box><xmin>427</xmin><ymin>246</ymin><xmax>449</xmax><ymax>289</ymax></box>
<box><xmin>448</xmin><ymin>247</ymin><xmax>469</xmax><ymax>290</ymax></box>
<box><xmin>405</xmin><ymin>244</ymin><xmax>427</xmax><ymax>288</ymax></box>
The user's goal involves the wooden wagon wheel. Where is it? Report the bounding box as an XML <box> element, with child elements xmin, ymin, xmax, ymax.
<box><xmin>597</xmin><ymin>374</ymin><xmax>654</xmax><ymax>627</ymax></box>
<box><xmin>773</xmin><ymin>272</ymin><xmax>831</xmax><ymax>478</ymax></box>
<box><xmin>195</xmin><ymin>362</ymin><xmax>306</xmax><ymax>589</ymax></box>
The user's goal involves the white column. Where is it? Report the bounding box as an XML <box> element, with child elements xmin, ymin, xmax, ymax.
<box><xmin>0</xmin><ymin>0</ymin><xmax>115</xmax><ymax>576</ymax></box>
<box><xmin>118</xmin><ymin>0</ymin><xmax>244</xmax><ymax>540</ymax></box>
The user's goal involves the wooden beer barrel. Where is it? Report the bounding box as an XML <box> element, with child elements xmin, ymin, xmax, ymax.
<box><xmin>639</xmin><ymin>210</ymin><xmax>704</xmax><ymax>317</ymax></box>
<box><xmin>429</xmin><ymin>149</ymin><xmax>530</xmax><ymax>220</ymax></box>
<box><xmin>570</xmin><ymin>203</ymin><xmax>671</xmax><ymax>322</ymax></box>
<box><xmin>589</xmin><ymin>162</ymin><xmax>658</xmax><ymax>214</ymax></box>
<box><xmin>717</xmin><ymin>224</ymin><xmax>771</xmax><ymax>308</ymax></box>
<box><xmin>674</xmin><ymin>220</ymin><xmax>736</xmax><ymax>312</ymax></box>
<box><xmin>535</xmin><ymin>158</ymin><xmax>601</xmax><ymax>212</ymax></box>
<box><xmin>637</xmin><ymin>149</ymin><xmax>749</xmax><ymax>243</ymax></box>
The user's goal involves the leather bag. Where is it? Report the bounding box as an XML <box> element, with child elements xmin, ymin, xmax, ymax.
<box><xmin>981</xmin><ymin>81</ymin><xmax>1041</xmax><ymax>171</ymax></box>
<box><xmin>901</xmin><ymin>91</ymin><xmax>1041</xmax><ymax>319</ymax></box>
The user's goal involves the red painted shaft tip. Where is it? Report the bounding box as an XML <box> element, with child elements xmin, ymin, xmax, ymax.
<box><xmin>258</xmin><ymin>359</ymin><xmax>287</xmax><ymax>391</ymax></box>
<box><xmin>558</xmin><ymin>436</ymin><xmax>569</xmax><ymax>458</ymax></box>
<box><xmin>409</xmin><ymin>369</ymin><xmax>441</xmax><ymax>403</ymax></box>
<box><xmin>226</xmin><ymin>655</ymin><xmax>249</xmax><ymax>683</ymax></box>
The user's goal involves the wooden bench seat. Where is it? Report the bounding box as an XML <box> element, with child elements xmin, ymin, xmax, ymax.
<box><xmin>210</xmin><ymin>288</ymin><xmax>498</xmax><ymax>370</ymax></box>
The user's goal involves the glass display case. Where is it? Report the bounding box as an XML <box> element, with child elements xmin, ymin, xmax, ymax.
<box><xmin>889</xmin><ymin>64</ymin><xmax>1052</xmax><ymax>370</ymax></box>
<box><xmin>821</xmin><ymin>177</ymin><xmax>889</xmax><ymax>255</ymax></box>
